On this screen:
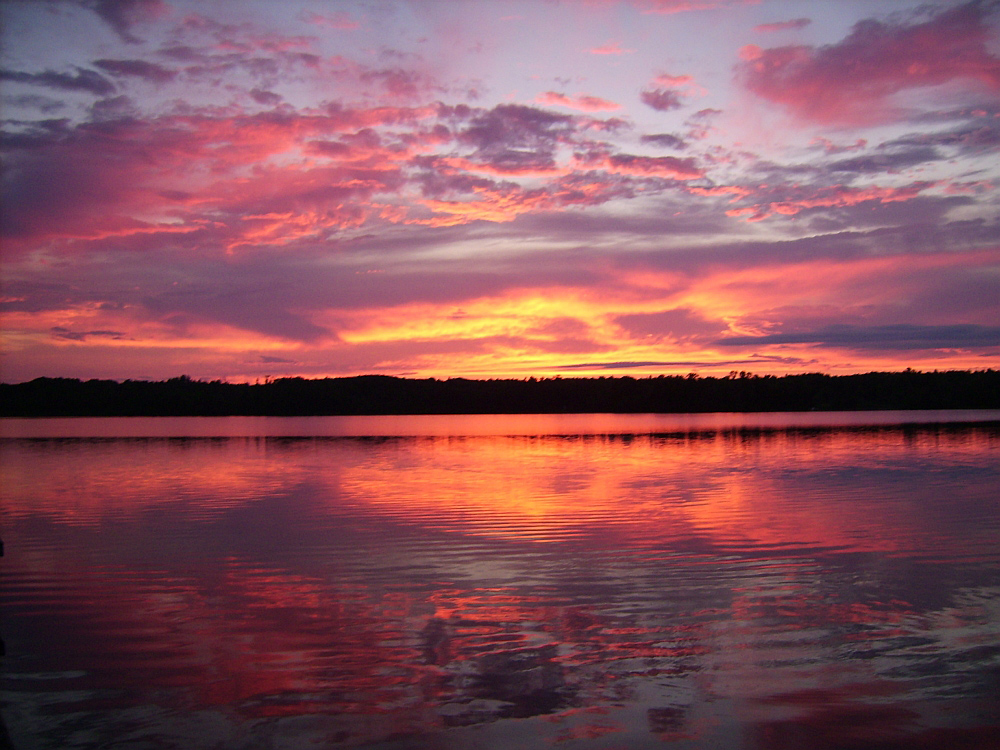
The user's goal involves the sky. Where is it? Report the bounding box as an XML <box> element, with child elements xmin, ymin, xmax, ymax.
<box><xmin>1</xmin><ymin>0</ymin><xmax>999</xmax><ymax>383</ymax></box>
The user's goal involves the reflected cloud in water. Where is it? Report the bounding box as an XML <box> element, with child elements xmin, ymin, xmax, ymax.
<box><xmin>1</xmin><ymin>416</ymin><xmax>998</xmax><ymax>748</ymax></box>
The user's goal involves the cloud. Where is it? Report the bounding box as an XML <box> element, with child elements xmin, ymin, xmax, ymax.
<box><xmin>301</xmin><ymin>11</ymin><xmax>360</xmax><ymax>31</ymax></box>
<box><xmin>738</xmin><ymin>1</ymin><xmax>1000</xmax><ymax>125</ymax></box>
<box><xmin>887</xmin><ymin>118</ymin><xmax>1000</xmax><ymax>156</ymax></box>
<box><xmin>90</xmin><ymin>94</ymin><xmax>139</xmax><ymax>120</ymax></box>
<box><xmin>1</xmin><ymin>67</ymin><xmax>116</xmax><ymax>96</ymax></box>
<box><xmin>652</xmin><ymin>73</ymin><xmax>694</xmax><ymax>88</ymax></box>
<box><xmin>687</xmin><ymin>185</ymin><xmax>751</xmax><ymax>200</ymax></box>
<box><xmin>537</xmin><ymin>92</ymin><xmax>620</xmax><ymax>112</ymax></box>
<box><xmin>683</xmin><ymin>108</ymin><xmax>720</xmax><ymax>139</ymax></box>
<box><xmin>754</xmin><ymin>18</ymin><xmax>811</xmax><ymax>33</ymax></box>
<box><xmin>141</xmin><ymin>284</ymin><xmax>335</xmax><ymax>343</ymax></box>
<box><xmin>2</xmin><ymin>0</ymin><xmax>998</xmax><ymax>383</ymax></box>
<box><xmin>2</xmin><ymin>94</ymin><xmax>66</xmax><ymax>113</ymax></box>
<box><xmin>614</xmin><ymin>308</ymin><xmax>726</xmax><ymax>340</ymax></box>
<box><xmin>641</xmin><ymin>133</ymin><xmax>688</xmax><ymax>149</ymax></box>
<box><xmin>446</xmin><ymin>103</ymin><xmax>582</xmax><ymax>177</ymax></box>
<box><xmin>93</xmin><ymin>58</ymin><xmax>177</xmax><ymax>83</ymax></box>
<box><xmin>459</xmin><ymin>104</ymin><xmax>575</xmax><ymax>151</ymax></box>
<box><xmin>249</xmin><ymin>88</ymin><xmax>283</xmax><ymax>106</ymax></box>
<box><xmin>359</xmin><ymin>67</ymin><xmax>437</xmax><ymax>100</ymax></box>
<box><xmin>639</xmin><ymin>71</ymin><xmax>705</xmax><ymax>112</ymax></box>
<box><xmin>640</xmin><ymin>88</ymin><xmax>685</xmax><ymax>111</ymax></box>
<box><xmin>51</xmin><ymin>326</ymin><xmax>126</xmax><ymax>341</ymax></box>
<box><xmin>725</xmin><ymin>181</ymin><xmax>937</xmax><ymax>222</ymax></box>
<box><xmin>77</xmin><ymin>0</ymin><xmax>169</xmax><ymax>43</ymax></box>
<box><xmin>716</xmin><ymin>324</ymin><xmax>1000</xmax><ymax>350</ymax></box>
<box><xmin>556</xmin><ymin>360</ymin><xmax>698</xmax><ymax>369</ymax></box>
<box><xmin>589</xmin><ymin>42</ymin><xmax>634</xmax><ymax>55</ymax></box>
<box><xmin>811</xmin><ymin>137</ymin><xmax>867</xmax><ymax>155</ymax></box>
<box><xmin>0</xmin><ymin>100</ymin><xmax>448</xmax><ymax>251</ymax></box>
<box><xmin>177</xmin><ymin>13</ymin><xmax>316</xmax><ymax>55</ymax></box>
<box><xmin>583</xmin><ymin>153</ymin><xmax>705</xmax><ymax>179</ymax></box>
<box><xmin>555</xmin><ymin>356</ymin><xmax>810</xmax><ymax>370</ymax></box>
<box><xmin>638</xmin><ymin>0</ymin><xmax>758</xmax><ymax>15</ymax></box>
<box><xmin>826</xmin><ymin>146</ymin><xmax>941</xmax><ymax>173</ymax></box>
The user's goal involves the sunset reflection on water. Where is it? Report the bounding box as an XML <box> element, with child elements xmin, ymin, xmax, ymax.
<box><xmin>1</xmin><ymin>415</ymin><xmax>998</xmax><ymax>749</ymax></box>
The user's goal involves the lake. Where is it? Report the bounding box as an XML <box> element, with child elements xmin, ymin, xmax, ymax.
<box><xmin>1</xmin><ymin>412</ymin><xmax>999</xmax><ymax>749</ymax></box>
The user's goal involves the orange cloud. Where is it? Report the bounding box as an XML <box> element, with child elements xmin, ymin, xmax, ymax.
<box><xmin>411</xmin><ymin>188</ymin><xmax>556</xmax><ymax>226</ymax></box>
<box><xmin>687</xmin><ymin>185</ymin><xmax>751</xmax><ymax>201</ymax></box>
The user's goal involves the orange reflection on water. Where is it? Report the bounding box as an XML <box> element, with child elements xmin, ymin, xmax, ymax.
<box><xmin>334</xmin><ymin>428</ymin><xmax>999</xmax><ymax>558</ymax></box>
<box><xmin>3</xmin><ymin>426</ymin><xmax>997</xmax><ymax>560</ymax></box>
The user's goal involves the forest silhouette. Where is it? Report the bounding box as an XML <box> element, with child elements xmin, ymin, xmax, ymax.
<box><xmin>2</xmin><ymin>370</ymin><xmax>998</xmax><ymax>417</ymax></box>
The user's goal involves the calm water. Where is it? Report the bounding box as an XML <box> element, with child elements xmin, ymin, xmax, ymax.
<box><xmin>1</xmin><ymin>412</ymin><xmax>999</xmax><ymax>749</ymax></box>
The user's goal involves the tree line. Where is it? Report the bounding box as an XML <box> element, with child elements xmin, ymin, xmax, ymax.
<box><xmin>1</xmin><ymin>369</ymin><xmax>998</xmax><ymax>417</ymax></box>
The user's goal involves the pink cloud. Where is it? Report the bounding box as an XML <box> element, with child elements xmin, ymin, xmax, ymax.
<box><xmin>536</xmin><ymin>91</ymin><xmax>621</xmax><ymax>112</ymax></box>
<box><xmin>0</xmin><ymin>104</ymin><xmax>442</xmax><ymax>255</ymax></box>
<box><xmin>726</xmin><ymin>182</ymin><xmax>937</xmax><ymax>222</ymax></box>
<box><xmin>652</xmin><ymin>73</ymin><xmax>694</xmax><ymax>87</ymax></box>
<box><xmin>754</xmin><ymin>18</ymin><xmax>811</xmax><ymax>33</ymax></box>
<box><xmin>411</xmin><ymin>184</ymin><xmax>559</xmax><ymax>227</ymax></box>
<box><xmin>739</xmin><ymin>2</ymin><xmax>1000</xmax><ymax>125</ymax></box>
<box><xmin>5</xmin><ymin>95</ymin><xmax>685</xmax><ymax>264</ymax></box>
<box><xmin>589</xmin><ymin>42</ymin><xmax>634</xmax><ymax>55</ymax></box>
<box><xmin>5</xmin><ymin>0</ymin><xmax>999</xmax><ymax>383</ymax></box>
<box><xmin>687</xmin><ymin>185</ymin><xmax>751</xmax><ymax>201</ymax></box>
<box><xmin>302</xmin><ymin>11</ymin><xmax>360</xmax><ymax>31</ymax></box>
<box><xmin>639</xmin><ymin>0</ymin><xmax>758</xmax><ymax>14</ymax></box>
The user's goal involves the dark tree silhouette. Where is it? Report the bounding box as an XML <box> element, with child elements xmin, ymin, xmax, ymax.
<box><xmin>1</xmin><ymin>370</ymin><xmax>998</xmax><ymax>417</ymax></box>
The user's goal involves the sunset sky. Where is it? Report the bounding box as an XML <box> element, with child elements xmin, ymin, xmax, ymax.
<box><xmin>2</xmin><ymin>0</ymin><xmax>999</xmax><ymax>382</ymax></box>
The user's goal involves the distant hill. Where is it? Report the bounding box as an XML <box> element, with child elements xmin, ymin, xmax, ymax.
<box><xmin>1</xmin><ymin>370</ymin><xmax>998</xmax><ymax>417</ymax></box>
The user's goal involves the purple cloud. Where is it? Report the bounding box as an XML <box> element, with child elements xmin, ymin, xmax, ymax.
<box><xmin>78</xmin><ymin>0</ymin><xmax>169</xmax><ymax>43</ymax></box>
<box><xmin>640</xmin><ymin>133</ymin><xmax>688</xmax><ymax>149</ymax></box>
<box><xmin>640</xmin><ymin>88</ymin><xmax>684</xmax><ymax>111</ymax></box>
<box><xmin>754</xmin><ymin>18</ymin><xmax>811</xmax><ymax>33</ymax></box>
<box><xmin>1</xmin><ymin>67</ymin><xmax>116</xmax><ymax>96</ymax></box>
<box><xmin>459</xmin><ymin>103</ymin><xmax>575</xmax><ymax>151</ymax></box>
<box><xmin>51</xmin><ymin>327</ymin><xmax>126</xmax><ymax>341</ymax></box>
<box><xmin>93</xmin><ymin>59</ymin><xmax>177</xmax><ymax>83</ymax></box>
<box><xmin>717</xmin><ymin>324</ymin><xmax>1000</xmax><ymax>350</ymax></box>
<box><xmin>249</xmin><ymin>88</ymin><xmax>283</xmax><ymax>106</ymax></box>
